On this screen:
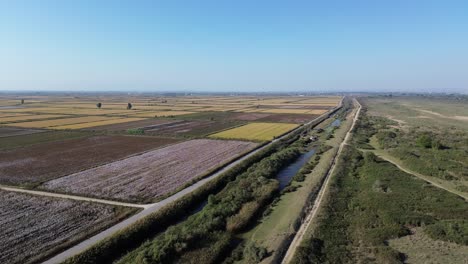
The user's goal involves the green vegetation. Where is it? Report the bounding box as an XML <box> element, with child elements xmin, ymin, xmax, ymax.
<box><xmin>126</xmin><ymin>128</ymin><xmax>145</xmax><ymax>135</ymax></box>
<box><xmin>425</xmin><ymin>220</ymin><xmax>468</xmax><ymax>245</ymax></box>
<box><xmin>292</xmin><ymin>106</ymin><xmax>468</xmax><ymax>264</ymax></box>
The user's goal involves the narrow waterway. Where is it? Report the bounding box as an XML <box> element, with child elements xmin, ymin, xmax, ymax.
<box><xmin>276</xmin><ymin>149</ymin><xmax>316</xmax><ymax>190</ymax></box>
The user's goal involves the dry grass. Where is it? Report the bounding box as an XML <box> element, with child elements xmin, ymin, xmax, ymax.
<box><xmin>209</xmin><ymin>122</ymin><xmax>298</xmax><ymax>141</ymax></box>
<box><xmin>389</xmin><ymin>227</ymin><xmax>468</xmax><ymax>264</ymax></box>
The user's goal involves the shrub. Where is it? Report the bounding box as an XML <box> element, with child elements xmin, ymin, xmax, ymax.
<box><xmin>126</xmin><ymin>128</ymin><xmax>145</xmax><ymax>135</ymax></box>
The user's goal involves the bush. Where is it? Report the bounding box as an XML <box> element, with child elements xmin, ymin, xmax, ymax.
<box><xmin>416</xmin><ymin>134</ymin><xmax>432</xmax><ymax>148</ymax></box>
<box><xmin>243</xmin><ymin>242</ymin><xmax>268</xmax><ymax>263</ymax></box>
<box><xmin>126</xmin><ymin>128</ymin><xmax>145</xmax><ymax>135</ymax></box>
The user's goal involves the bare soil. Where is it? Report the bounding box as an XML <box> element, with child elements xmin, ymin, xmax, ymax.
<box><xmin>144</xmin><ymin>120</ymin><xmax>240</xmax><ymax>136</ymax></box>
<box><xmin>43</xmin><ymin>139</ymin><xmax>258</xmax><ymax>202</ymax></box>
<box><xmin>0</xmin><ymin>189</ymin><xmax>134</xmax><ymax>264</ymax></box>
<box><xmin>0</xmin><ymin>135</ymin><xmax>180</xmax><ymax>185</ymax></box>
<box><xmin>83</xmin><ymin>118</ymin><xmax>174</xmax><ymax>131</ymax></box>
<box><xmin>0</xmin><ymin>127</ymin><xmax>43</xmax><ymax>138</ymax></box>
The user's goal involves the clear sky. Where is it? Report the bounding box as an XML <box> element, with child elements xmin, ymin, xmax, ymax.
<box><xmin>1</xmin><ymin>0</ymin><xmax>467</xmax><ymax>93</ymax></box>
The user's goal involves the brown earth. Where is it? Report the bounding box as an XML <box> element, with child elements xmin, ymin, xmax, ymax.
<box><xmin>42</xmin><ymin>139</ymin><xmax>258</xmax><ymax>202</ymax></box>
<box><xmin>144</xmin><ymin>120</ymin><xmax>240</xmax><ymax>136</ymax></box>
<box><xmin>0</xmin><ymin>135</ymin><xmax>180</xmax><ymax>185</ymax></box>
<box><xmin>0</xmin><ymin>127</ymin><xmax>44</xmax><ymax>138</ymax></box>
<box><xmin>0</xmin><ymin>189</ymin><xmax>134</xmax><ymax>264</ymax></box>
<box><xmin>83</xmin><ymin>118</ymin><xmax>174</xmax><ymax>131</ymax></box>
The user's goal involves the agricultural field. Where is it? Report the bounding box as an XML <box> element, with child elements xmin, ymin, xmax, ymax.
<box><xmin>0</xmin><ymin>127</ymin><xmax>43</xmax><ymax>138</ymax></box>
<box><xmin>5</xmin><ymin>116</ymin><xmax>120</xmax><ymax>128</ymax></box>
<box><xmin>144</xmin><ymin>120</ymin><xmax>243</xmax><ymax>137</ymax></box>
<box><xmin>0</xmin><ymin>135</ymin><xmax>180</xmax><ymax>186</ymax></box>
<box><xmin>42</xmin><ymin>139</ymin><xmax>258</xmax><ymax>202</ymax></box>
<box><xmin>0</xmin><ymin>190</ymin><xmax>136</xmax><ymax>264</ymax></box>
<box><xmin>0</xmin><ymin>114</ymin><xmax>67</xmax><ymax>124</ymax></box>
<box><xmin>210</xmin><ymin>122</ymin><xmax>299</xmax><ymax>141</ymax></box>
<box><xmin>82</xmin><ymin>118</ymin><xmax>175</xmax><ymax>131</ymax></box>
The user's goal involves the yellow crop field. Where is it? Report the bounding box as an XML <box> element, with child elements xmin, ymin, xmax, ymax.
<box><xmin>0</xmin><ymin>114</ymin><xmax>66</xmax><ymax>123</ymax></box>
<box><xmin>6</xmin><ymin>116</ymin><xmax>116</xmax><ymax>128</ymax></box>
<box><xmin>210</xmin><ymin>122</ymin><xmax>298</xmax><ymax>141</ymax></box>
<box><xmin>306</xmin><ymin>109</ymin><xmax>328</xmax><ymax>115</ymax></box>
<box><xmin>259</xmin><ymin>109</ymin><xmax>312</xmax><ymax>114</ymax></box>
<box><xmin>130</xmin><ymin>111</ymin><xmax>195</xmax><ymax>118</ymax></box>
<box><xmin>52</xmin><ymin>118</ymin><xmax>146</xmax><ymax>129</ymax></box>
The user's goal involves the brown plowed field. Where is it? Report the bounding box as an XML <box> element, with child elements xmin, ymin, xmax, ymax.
<box><xmin>255</xmin><ymin>113</ymin><xmax>319</xmax><ymax>123</ymax></box>
<box><xmin>0</xmin><ymin>127</ymin><xmax>43</xmax><ymax>138</ymax></box>
<box><xmin>43</xmin><ymin>139</ymin><xmax>258</xmax><ymax>202</ymax></box>
<box><xmin>0</xmin><ymin>190</ymin><xmax>134</xmax><ymax>264</ymax></box>
<box><xmin>144</xmin><ymin>120</ymin><xmax>240</xmax><ymax>136</ymax></box>
<box><xmin>83</xmin><ymin>118</ymin><xmax>174</xmax><ymax>131</ymax></box>
<box><xmin>0</xmin><ymin>135</ymin><xmax>180</xmax><ymax>185</ymax></box>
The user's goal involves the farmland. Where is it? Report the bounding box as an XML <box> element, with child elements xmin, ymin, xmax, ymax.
<box><xmin>0</xmin><ymin>189</ymin><xmax>136</xmax><ymax>264</ymax></box>
<box><xmin>0</xmin><ymin>94</ymin><xmax>341</xmax><ymax>264</ymax></box>
<box><xmin>210</xmin><ymin>122</ymin><xmax>299</xmax><ymax>141</ymax></box>
<box><xmin>0</xmin><ymin>135</ymin><xmax>180</xmax><ymax>186</ymax></box>
<box><xmin>43</xmin><ymin>139</ymin><xmax>259</xmax><ymax>202</ymax></box>
<box><xmin>0</xmin><ymin>127</ymin><xmax>43</xmax><ymax>138</ymax></box>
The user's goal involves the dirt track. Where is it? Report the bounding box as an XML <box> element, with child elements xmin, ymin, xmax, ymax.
<box><xmin>281</xmin><ymin>98</ymin><xmax>361</xmax><ymax>264</ymax></box>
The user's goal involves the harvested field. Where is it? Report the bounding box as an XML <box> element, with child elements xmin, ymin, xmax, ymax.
<box><xmin>5</xmin><ymin>116</ymin><xmax>116</xmax><ymax>128</ymax></box>
<box><xmin>51</xmin><ymin>118</ymin><xmax>146</xmax><ymax>129</ymax></box>
<box><xmin>42</xmin><ymin>139</ymin><xmax>258</xmax><ymax>202</ymax></box>
<box><xmin>0</xmin><ymin>127</ymin><xmax>43</xmax><ymax>138</ymax></box>
<box><xmin>83</xmin><ymin>118</ymin><xmax>175</xmax><ymax>131</ymax></box>
<box><xmin>256</xmin><ymin>113</ymin><xmax>318</xmax><ymax>123</ymax></box>
<box><xmin>130</xmin><ymin>111</ymin><xmax>195</xmax><ymax>117</ymax></box>
<box><xmin>0</xmin><ymin>114</ymin><xmax>66</xmax><ymax>124</ymax></box>
<box><xmin>209</xmin><ymin>122</ymin><xmax>299</xmax><ymax>141</ymax></box>
<box><xmin>228</xmin><ymin>112</ymin><xmax>318</xmax><ymax>123</ymax></box>
<box><xmin>0</xmin><ymin>135</ymin><xmax>180</xmax><ymax>185</ymax></box>
<box><xmin>0</xmin><ymin>190</ymin><xmax>135</xmax><ymax>264</ymax></box>
<box><xmin>0</xmin><ymin>131</ymin><xmax>91</xmax><ymax>151</ymax></box>
<box><xmin>144</xmin><ymin>120</ymin><xmax>242</xmax><ymax>136</ymax></box>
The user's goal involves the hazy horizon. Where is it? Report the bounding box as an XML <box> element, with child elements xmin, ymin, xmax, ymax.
<box><xmin>1</xmin><ymin>1</ymin><xmax>467</xmax><ymax>93</ymax></box>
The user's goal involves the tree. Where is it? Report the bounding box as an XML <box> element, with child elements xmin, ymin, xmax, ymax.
<box><xmin>127</xmin><ymin>103</ymin><xmax>132</xmax><ymax>110</ymax></box>
<box><xmin>96</xmin><ymin>102</ymin><xmax>102</xmax><ymax>109</ymax></box>
<box><xmin>21</xmin><ymin>99</ymin><xmax>24</xmax><ymax>104</ymax></box>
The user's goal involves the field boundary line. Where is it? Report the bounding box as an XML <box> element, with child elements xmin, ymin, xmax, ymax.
<box><xmin>281</xmin><ymin>98</ymin><xmax>360</xmax><ymax>264</ymax></box>
<box><xmin>0</xmin><ymin>185</ymin><xmax>149</xmax><ymax>209</ymax></box>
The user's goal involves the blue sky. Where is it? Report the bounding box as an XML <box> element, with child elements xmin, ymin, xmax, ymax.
<box><xmin>1</xmin><ymin>0</ymin><xmax>467</xmax><ymax>93</ymax></box>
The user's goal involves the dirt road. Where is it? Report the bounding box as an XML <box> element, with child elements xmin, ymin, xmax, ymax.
<box><xmin>281</xmin><ymin>98</ymin><xmax>361</xmax><ymax>264</ymax></box>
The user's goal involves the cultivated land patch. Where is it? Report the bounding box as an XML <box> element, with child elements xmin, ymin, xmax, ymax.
<box><xmin>0</xmin><ymin>189</ymin><xmax>135</xmax><ymax>264</ymax></box>
<box><xmin>0</xmin><ymin>135</ymin><xmax>180</xmax><ymax>186</ymax></box>
<box><xmin>51</xmin><ymin>117</ymin><xmax>146</xmax><ymax>129</ymax></box>
<box><xmin>82</xmin><ymin>118</ymin><xmax>175</xmax><ymax>131</ymax></box>
<box><xmin>42</xmin><ymin>139</ymin><xmax>258</xmax><ymax>202</ymax></box>
<box><xmin>144</xmin><ymin>120</ymin><xmax>242</xmax><ymax>136</ymax></box>
<box><xmin>0</xmin><ymin>114</ymin><xmax>67</xmax><ymax>124</ymax></box>
<box><xmin>209</xmin><ymin>122</ymin><xmax>299</xmax><ymax>141</ymax></box>
<box><xmin>5</xmin><ymin>116</ymin><xmax>117</xmax><ymax>128</ymax></box>
<box><xmin>0</xmin><ymin>127</ymin><xmax>43</xmax><ymax>138</ymax></box>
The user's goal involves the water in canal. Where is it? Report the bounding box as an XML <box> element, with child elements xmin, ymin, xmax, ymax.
<box><xmin>276</xmin><ymin>148</ymin><xmax>316</xmax><ymax>190</ymax></box>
